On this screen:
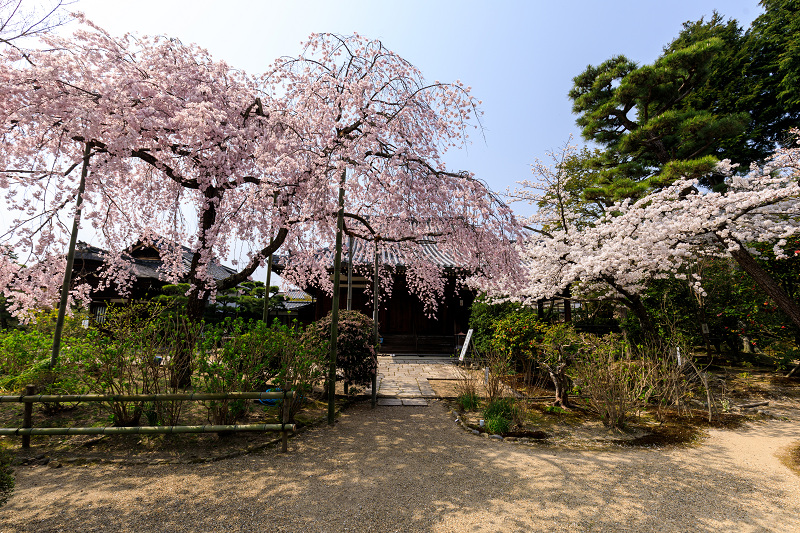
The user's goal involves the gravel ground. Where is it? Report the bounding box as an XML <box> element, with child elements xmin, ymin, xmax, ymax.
<box><xmin>1</xmin><ymin>400</ymin><xmax>799</xmax><ymax>533</ymax></box>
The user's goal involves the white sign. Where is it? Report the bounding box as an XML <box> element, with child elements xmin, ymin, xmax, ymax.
<box><xmin>459</xmin><ymin>329</ymin><xmax>474</xmax><ymax>361</ymax></box>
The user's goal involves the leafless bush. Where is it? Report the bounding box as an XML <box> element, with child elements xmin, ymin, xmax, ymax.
<box><xmin>571</xmin><ymin>333</ymin><xmax>652</xmax><ymax>429</ymax></box>
<box><xmin>480</xmin><ymin>350</ymin><xmax>510</xmax><ymax>402</ymax></box>
<box><xmin>453</xmin><ymin>364</ymin><xmax>480</xmax><ymax>410</ymax></box>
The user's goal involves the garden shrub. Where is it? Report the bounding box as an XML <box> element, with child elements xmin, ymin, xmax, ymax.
<box><xmin>456</xmin><ymin>391</ymin><xmax>480</xmax><ymax>411</ymax></box>
<box><xmin>308</xmin><ymin>310</ymin><xmax>377</xmax><ymax>387</ymax></box>
<box><xmin>195</xmin><ymin>317</ymin><xmax>282</xmax><ymax>425</ymax></box>
<box><xmin>0</xmin><ymin>313</ymin><xmax>88</xmax><ymax>411</ymax></box>
<box><xmin>483</xmin><ymin>397</ymin><xmax>516</xmax><ymax>434</ymax></box>
<box><xmin>485</xmin><ymin>414</ymin><xmax>511</xmax><ymax>435</ymax></box>
<box><xmin>570</xmin><ymin>333</ymin><xmax>651</xmax><ymax>429</ymax></box>
<box><xmin>490</xmin><ymin>307</ymin><xmax>548</xmax><ymax>387</ymax></box>
<box><xmin>77</xmin><ymin>303</ymin><xmax>197</xmax><ymax>426</ymax></box>
<box><xmin>469</xmin><ymin>296</ymin><xmax>523</xmax><ymax>355</ymax></box>
<box><xmin>478</xmin><ymin>349</ymin><xmax>511</xmax><ymax>401</ymax></box>
<box><xmin>272</xmin><ymin>320</ymin><xmax>326</xmax><ymax>422</ymax></box>
<box><xmin>453</xmin><ymin>364</ymin><xmax>480</xmax><ymax>410</ymax></box>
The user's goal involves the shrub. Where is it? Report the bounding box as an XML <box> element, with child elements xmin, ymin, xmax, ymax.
<box><xmin>490</xmin><ymin>307</ymin><xmax>548</xmax><ymax>386</ymax></box>
<box><xmin>0</xmin><ymin>314</ymin><xmax>88</xmax><ymax>411</ymax></box>
<box><xmin>456</xmin><ymin>391</ymin><xmax>480</xmax><ymax>411</ymax></box>
<box><xmin>570</xmin><ymin>333</ymin><xmax>651</xmax><ymax>429</ymax></box>
<box><xmin>273</xmin><ymin>321</ymin><xmax>326</xmax><ymax>422</ymax></box>
<box><xmin>195</xmin><ymin>318</ymin><xmax>283</xmax><ymax>425</ymax></box>
<box><xmin>77</xmin><ymin>303</ymin><xmax>197</xmax><ymax>426</ymax></box>
<box><xmin>483</xmin><ymin>397</ymin><xmax>514</xmax><ymax>419</ymax></box>
<box><xmin>468</xmin><ymin>297</ymin><xmax>523</xmax><ymax>355</ymax></box>
<box><xmin>485</xmin><ymin>414</ymin><xmax>511</xmax><ymax>435</ymax></box>
<box><xmin>483</xmin><ymin>398</ymin><xmax>516</xmax><ymax>435</ymax></box>
<box><xmin>308</xmin><ymin>310</ymin><xmax>377</xmax><ymax>387</ymax></box>
<box><xmin>475</xmin><ymin>349</ymin><xmax>511</xmax><ymax>402</ymax></box>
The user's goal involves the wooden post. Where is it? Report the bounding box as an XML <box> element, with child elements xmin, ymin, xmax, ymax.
<box><xmin>372</xmin><ymin>238</ymin><xmax>380</xmax><ymax>408</ymax></box>
<box><xmin>328</xmin><ymin>177</ymin><xmax>346</xmax><ymax>425</ymax></box>
<box><xmin>263</xmin><ymin>252</ymin><xmax>273</xmax><ymax>323</ymax></box>
<box><xmin>22</xmin><ymin>384</ymin><xmax>34</xmax><ymax>449</ymax></box>
<box><xmin>281</xmin><ymin>390</ymin><xmax>289</xmax><ymax>453</ymax></box>
<box><xmin>347</xmin><ymin>234</ymin><xmax>354</xmax><ymax>312</ymax></box>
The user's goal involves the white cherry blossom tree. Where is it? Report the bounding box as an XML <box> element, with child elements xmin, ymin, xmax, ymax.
<box><xmin>498</xmin><ymin>136</ymin><xmax>800</xmax><ymax>349</ymax></box>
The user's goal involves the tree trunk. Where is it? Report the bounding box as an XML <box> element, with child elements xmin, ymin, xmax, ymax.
<box><xmin>51</xmin><ymin>142</ymin><xmax>91</xmax><ymax>368</ymax></box>
<box><xmin>544</xmin><ymin>361</ymin><xmax>570</xmax><ymax>408</ymax></box>
<box><xmin>724</xmin><ymin>236</ymin><xmax>800</xmax><ymax>328</ymax></box>
<box><xmin>170</xmin><ymin>290</ymin><xmax>209</xmax><ymax>388</ymax></box>
<box><xmin>721</xmin><ymin>235</ymin><xmax>800</xmax><ymax>377</ymax></box>
<box><xmin>602</xmin><ymin>275</ymin><xmax>658</xmax><ymax>342</ymax></box>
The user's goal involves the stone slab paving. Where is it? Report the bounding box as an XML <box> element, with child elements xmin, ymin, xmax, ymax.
<box><xmin>373</xmin><ymin>355</ymin><xmax>461</xmax><ymax>405</ymax></box>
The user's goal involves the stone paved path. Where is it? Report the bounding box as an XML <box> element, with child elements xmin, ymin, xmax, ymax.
<box><xmin>374</xmin><ymin>355</ymin><xmax>461</xmax><ymax>406</ymax></box>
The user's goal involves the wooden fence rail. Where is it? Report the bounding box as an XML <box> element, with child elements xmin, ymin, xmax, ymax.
<box><xmin>0</xmin><ymin>386</ymin><xmax>296</xmax><ymax>452</ymax></box>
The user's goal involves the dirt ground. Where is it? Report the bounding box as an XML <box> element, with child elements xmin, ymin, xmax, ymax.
<box><xmin>1</xmin><ymin>399</ymin><xmax>799</xmax><ymax>532</ymax></box>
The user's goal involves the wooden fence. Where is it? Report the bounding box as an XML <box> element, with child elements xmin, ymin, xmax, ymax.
<box><xmin>0</xmin><ymin>386</ymin><xmax>296</xmax><ymax>452</ymax></box>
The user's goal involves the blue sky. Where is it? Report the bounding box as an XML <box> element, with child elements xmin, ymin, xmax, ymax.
<box><xmin>71</xmin><ymin>0</ymin><xmax>764</xmax><ymax>219</ymax></box>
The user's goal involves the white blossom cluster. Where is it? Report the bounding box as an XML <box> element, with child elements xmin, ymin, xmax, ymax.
<box><xmin>484</xmin><ymin>135</ymin><xmax>800</xmax><ymax>305</ymax></box>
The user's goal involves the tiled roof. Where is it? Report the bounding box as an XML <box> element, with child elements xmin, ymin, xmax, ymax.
<box><xmin>75</xmin><ymin>241</ymin><xmax>237</xmax><ymax>283</ymax></box>
<box><xmin>278</xmin><ymin>238</ymin><xmax>465</xmax><ymax>271</ymax></box>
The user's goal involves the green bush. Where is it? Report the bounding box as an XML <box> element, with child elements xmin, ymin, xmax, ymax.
<box><xmin>0</xmin><ymin>314</ymin><xmax>88</xmax><ymax>410</ymax></box>
<box><xmin>456</xmin><ymin>391</ymin><xmax>480</xmax><ymax>411</ymax></box>
<box><xmin>273</xmin><ymin>321</ymin><xmax>326</xmax><ymax>421</ymax></box>
<box><xmin>308</xmin><ymin>310</ymin><xmax>377</xmax><ymax>387</ymax></box>
<box><xmin>75</xmin><ymin>303</ymin><xmax>195</xmax><ymax>426</ymax></box>
<box><xmin>469</xmin><ymin>297</ymin><xmax>527</xmax><ymax>355</ymax></box>
<box><xmin>485</xmin><ymin>414</ymin><xmax>511</xmax><ymax>435</ymax></box>
<box><xmin>483</xmin><ymin>397</ymin><xmax>514</xmax><ymax>434</ymax></box>
<box><xmin>196</xmin><ymin>318</ymin><xmax>283</xmax><ymax>425</ymax></box>
<box><xmin>483</xmin><ymin>397</ymin><xmax>514</xmax><ymax>420</ymax></box>
<box><xmin>490</xmin><ymin>308</ymin><xmax>548</xmax><ymax>386</ymax></box>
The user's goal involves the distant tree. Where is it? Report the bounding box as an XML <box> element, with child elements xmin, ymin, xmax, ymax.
<box><xmin>674</xmin><ymin>4</ymin><xmax>800</xmax><ymax>167</ymax></box>
<box><xmin>572</xmin><ymin>2</ymin><xmax>800</xmax><ymax>206</ymax></box>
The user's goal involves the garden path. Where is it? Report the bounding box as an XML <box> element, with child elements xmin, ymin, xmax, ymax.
<box><xmin>374</xmin><ymin>355</ymin><xmax>462</xmax><ymax>406</ymax></box>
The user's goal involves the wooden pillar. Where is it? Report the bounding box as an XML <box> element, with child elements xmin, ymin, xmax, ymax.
<box><xmin>22</xmin><ymin>384</ymin><xmax>35</xmax><ymax>449</ymax></box>
<box><xmin>280</xmin><ymin>390</ymin><xmax>289</xmax><ymax>453</ymax></box>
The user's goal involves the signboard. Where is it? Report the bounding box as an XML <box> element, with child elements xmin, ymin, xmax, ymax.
<box><xmin>458</xmin><ymin>329</ymin><xmax>474</xmax><ymax>362</ymax></box>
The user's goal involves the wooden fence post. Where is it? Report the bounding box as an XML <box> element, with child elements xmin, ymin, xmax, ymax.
<box><xmin>281</xmin><ymin>391</ymin><xmax>289</xmax><ymax>453</ymax></box>
<box><xmin>22</xmin><ymin>384</ymin><xmax>35</xmax><ymax>449</ymax></box>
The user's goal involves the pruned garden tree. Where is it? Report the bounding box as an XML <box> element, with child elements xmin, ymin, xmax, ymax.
<box><xmin>569</xmin><ymin>26</ymin><xmax>748</xmax><ymax>203</ymax></box>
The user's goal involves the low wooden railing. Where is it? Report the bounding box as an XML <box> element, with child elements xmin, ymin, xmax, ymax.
<box><xmin>0</xmin><ymin>385</ymin><xmax>296</xmax><ymax>452</ymax></box>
